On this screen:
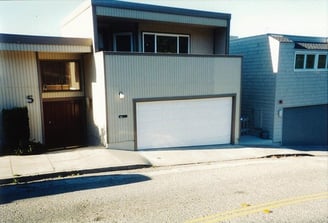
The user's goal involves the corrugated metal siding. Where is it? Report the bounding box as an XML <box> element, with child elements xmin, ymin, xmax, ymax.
<box><xmin>96</xmin><ymin>6</ymin><xmax>227</xmax><ymax>27</ymax></box>
<box><xmin>104</xmin><ymin>54</ymin><xmax>241</xmax><ymax>148</ymax></box>
<box><xmin>0</xmin><ymin>43</ymin><xmax>91</xmax><ymax>53</ymax></box>
<box><xmin>0</xmin><ymin>51</ymin><xmax>42</xmax><ymax>147</ymax></box>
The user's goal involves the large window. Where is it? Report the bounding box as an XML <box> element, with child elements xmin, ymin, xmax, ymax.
<box><xmin>143</xmin><ymin>32</ymin><xmax>190</xmax><ymax>54</ymax></box>
<box><xmin>40</xmin><ymin>60</ymin><xmax>81</xmax><ymax>91</ymax></box>
<box><xmin>294</xmin><ymin>52</ymin><xmax>328</xmax><ymax>71</ymax></box>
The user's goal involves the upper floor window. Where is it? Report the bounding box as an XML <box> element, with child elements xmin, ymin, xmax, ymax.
<box><xmin>113</xmin><ymin>32</ymin><xmax>133</xmax><ymax>52</ymax></box>
<box><xmin>143</xmin><ymin>32</ymin><xmax>190</xmax><ymax>54</ymax></box>
<box><xmin>40</xmin><ymin>60</ymin><xmax>81</xmax><ymax>91</ymax></box>
<box><xmin>294</xmin><ymin>52</ymin><xmax>328</xmax><ymax>71</ymax></box>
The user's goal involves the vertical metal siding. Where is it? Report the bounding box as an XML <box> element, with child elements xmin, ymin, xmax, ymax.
<box><xmin>0</xmin><ymin>51</ymin><xmax>42</xmax><ymax>147</ymax></box>
<box><xmin>104</xmin><ymin>54</ymin><xmax>241</xmax><ymax>148</ymax></box>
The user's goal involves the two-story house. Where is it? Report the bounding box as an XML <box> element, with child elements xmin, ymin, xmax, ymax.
<box><xmin>230</xmin><ymin>34</ymin><xmax>328</xmax><ymax>146</ymax></box>
<box><xmin>0</xmin><ymin>0</ymin><xmax>242</xmax><ymax>151</ymax></box>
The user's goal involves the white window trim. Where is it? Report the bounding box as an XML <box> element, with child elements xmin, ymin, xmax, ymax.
<box><xmin>294</xmin><ymin>51</ymin><xmax>328</xmax><ymax>71</ymax></box>
<box><xmin>142</xmin><ymin>32</ymin><xmax>190</xmax><ymax>54</ymax></box>
<box><xmin>113</xmin><ymin>32</ymin><xmax>133</xmax><ymax>52</ymax></box>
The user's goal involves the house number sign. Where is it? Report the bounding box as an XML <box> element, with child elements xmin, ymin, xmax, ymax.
<box><xmin>26</xmin><ymin>95</ymin><xmax>34</xmax><ymax>104</ymax></box>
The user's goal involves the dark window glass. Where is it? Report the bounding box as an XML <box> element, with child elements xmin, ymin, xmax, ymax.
<box><xmin>157</xmin><ymin>36</ymin><xmax>177</xmax><ymax>53</ymax></box>
<box><xmin>41</xmin><ymin>61</ymin><xmax>80</xmax><ymax>91</ymax></box>
<box><xmin>115</xmin><ymin>35</ymin><xmax>132</xmax><ymax>52</ymax></box>
<box><xmin>295</xmin><ymin>54</ymin><xmax>305</xmax><ymax>69</ymax></box>
<box><xmin>318</xmin><ymin>55</ymin><xmax>327</xmax><ymax>69</ymax></box>
<box><xmin>144</xmin><ymin>34</ymin><xmax>155</xmax><ymax>52</ymax></box>
<box><xmin>179</xmin><ymin>36</ymin><xmax>189</xmax><ymax>54</ymax></box>
<box><xmin>305</xmin><ymin>54</ymin><xmax>315</xmax><ymax>69</ymax></box>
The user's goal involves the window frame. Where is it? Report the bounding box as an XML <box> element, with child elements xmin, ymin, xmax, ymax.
<box><xmin>142</xmin><ymin>32</ymin><xmax>190</xmax><ymax>54</ymax></box>
<box><xmin>317</xmin><ymin>54</ymin><xmax>328</xmax><ymax>70</ymax></box>
<box><xmin>294</xmin><ymin>51</ymin><xmax>328</xmax><ymax>71</ymax></box>
<box><xmin>40</xmin><ymin>60</ymin><xmax>82</xmax><ymax>92</ymax></box>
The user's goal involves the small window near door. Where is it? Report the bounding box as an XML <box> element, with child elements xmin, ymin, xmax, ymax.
<box><xmin>113</xmin><ymin>33</ymin><xmax>133</xmax><ymax>52</ymax></box>
<box><xmin>40</xmin><ymin>60</ymin><xmax>81</xmax><ymax>91</ymax></box>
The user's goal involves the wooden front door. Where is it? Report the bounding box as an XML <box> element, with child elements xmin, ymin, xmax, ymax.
<box><xmin>43</xmin><ymin>98</ymin><xmax>86</xmax><ymax>148</ymax></box>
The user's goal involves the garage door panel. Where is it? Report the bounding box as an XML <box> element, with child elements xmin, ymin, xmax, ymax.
<box><xmin>283</xmin><ymin>105</ymin><xmax>328</xmax><ymax>146</ymax></box>
<box><xmin>136</xmin><ymin>97</ymin><xmax>232</xmax><ymax>149</ymax></box>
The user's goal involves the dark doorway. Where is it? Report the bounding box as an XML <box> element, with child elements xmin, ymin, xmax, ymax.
<box><xmin>43</xmin><ymin>98</ymin><xmax>86</xmax><ymax>148</ymax></box>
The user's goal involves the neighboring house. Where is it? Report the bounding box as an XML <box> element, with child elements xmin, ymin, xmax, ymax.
<box><xmin>230</xmin><ymin>34</ymin><xmax>328</xmax><ymax>146</ymax></box>
<box><xmin>0</xmin><ymin>0</ymin><xmax>242</xmax><ymax>151</ymax></box>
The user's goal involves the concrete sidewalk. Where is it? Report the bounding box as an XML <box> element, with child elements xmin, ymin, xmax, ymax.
<box><xmin>0</xmin><ymin>147</ymin><xmax>151</xmax><ymax>185</ymax></box>
<box><xmin>0</xmin><ymin>140</ymin><xmax>327</xmax><ymax>185</ymax></box>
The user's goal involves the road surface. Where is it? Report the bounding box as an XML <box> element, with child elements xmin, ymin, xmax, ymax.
<box><xmin>1</xmin><ymin>156</ymin><xmax>327</xmax><ymax>222</ymax></box>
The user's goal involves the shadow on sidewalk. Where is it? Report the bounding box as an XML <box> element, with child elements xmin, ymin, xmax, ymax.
<box><xmin>0</xmin><ymin>174</ymin><xmax>151</xmax><ymax>204</ymax></box>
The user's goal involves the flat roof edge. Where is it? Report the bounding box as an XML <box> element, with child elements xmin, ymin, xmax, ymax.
<box><xmin>0</xmin><ymin>33</ymin><xmax>92</xmax><ymax>46</ymax></box>
<box><xmin>92</xmin><ymin>0</ymin><xmax>231</xmax><ymax>20</ymax></box>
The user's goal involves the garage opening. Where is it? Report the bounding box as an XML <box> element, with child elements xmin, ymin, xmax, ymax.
<box><xmin>282</xmin><ymin>104</ymin><xmax>328</xmax><ymax>146</ymax></box>
<box><xmin>135</xmin><ymin>97</ymin><xmax>234</xmax><ymax>150</ymax></box>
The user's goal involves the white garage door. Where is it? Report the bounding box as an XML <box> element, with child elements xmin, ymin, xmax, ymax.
<box><xmin>136</xmin><ymin>97</ymin><xmax>233</xmax><ymax>149</ymax></box>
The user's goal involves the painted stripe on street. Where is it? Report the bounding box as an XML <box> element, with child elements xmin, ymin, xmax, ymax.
<box><xmin>185</xmin><ymin>192</ymin><xmax>328</xmax><ymax>223</ymax></box>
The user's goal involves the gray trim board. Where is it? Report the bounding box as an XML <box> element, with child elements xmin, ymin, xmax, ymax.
<box><xmin>103</xmin><ymin>51</ymin><xmax>241</xmax><ymax>58</ymax></box>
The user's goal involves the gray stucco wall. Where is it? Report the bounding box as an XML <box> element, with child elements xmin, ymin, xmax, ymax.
<box><xmin>103</xmin><ymin>53</ymin><xmax>241</xmax><ymax>150</ymax></box>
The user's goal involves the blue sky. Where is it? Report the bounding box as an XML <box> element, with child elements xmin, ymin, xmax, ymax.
<box><xmin>0</xmin><ymin>0</ymin><xmax>327</xmax><ymax>38</ymax></box>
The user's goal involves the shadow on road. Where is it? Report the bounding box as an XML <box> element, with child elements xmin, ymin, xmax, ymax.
<box><xmin>0</xmin><ymin>174</ymin><xmax>151</xmax><ymax>204</ymax></box>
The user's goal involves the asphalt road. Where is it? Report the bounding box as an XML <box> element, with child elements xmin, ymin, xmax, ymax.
<box><xmin>0</xmin><ymin>156</ymin><xmax>327</xmax><ymax>222</ymax></box>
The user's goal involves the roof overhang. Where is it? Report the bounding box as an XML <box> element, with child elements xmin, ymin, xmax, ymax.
<box><xmin>0</xmin><ymin>33</ymin><xmax>92</xmax><ymax>53</ymax></box>
<box><xmin>269</xmin><ymin>34</ymin><xmax>328</xmax><ymax>50</ymax></box>
<box><xmin>295</xmin><ymin>42</ymin><xmax>328</xmax><ymax>50</ymax></box>
<box><xmin>93</xmin><ymin>0</ymin><xmax>230</xmax><ymax>27</ymax></box>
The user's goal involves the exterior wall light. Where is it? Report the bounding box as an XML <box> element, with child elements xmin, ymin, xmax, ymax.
<box><xmin>278</xmin><ymin>109</ymin><xmax>283</xmax><ymax>118</ymax></box>
<box><xmin>119</xmin><ymin>91</ymin><xmax>125</xmax><ymax>99</ymax></box>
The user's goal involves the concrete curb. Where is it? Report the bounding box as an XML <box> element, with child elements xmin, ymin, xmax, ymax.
<box><xmin>0</xmin><ymin>164</ymin><xmax>151</xmax><ymax>186</ymax></box>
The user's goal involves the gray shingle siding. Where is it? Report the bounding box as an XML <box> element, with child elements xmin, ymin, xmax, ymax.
<box><xmin>230</xmin><ymin>35</ymin><xmax>276</xmax><ymax>138</ymax></box>
<box><xmin>274</xmin><ymin>41</ymin><xmax>328</xmax><ymax>142</ymax></box>
<box><xmin>231</xmin><ymin>34</ymin><xmax>328</xmax><ymax>143</ymax></box>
